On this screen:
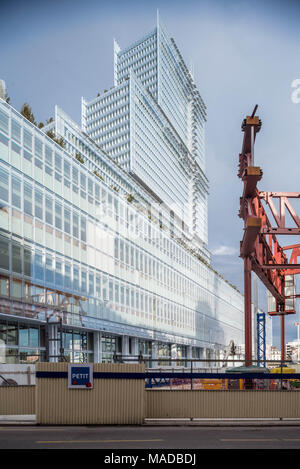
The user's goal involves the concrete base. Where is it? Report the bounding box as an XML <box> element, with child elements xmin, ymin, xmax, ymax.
<box><xmin>144</xmin><ymin>418</ymin><xmax>300</xmax><ymax>426</ymax></box>
<box><xmin>0</xmin><ymin>415</ymin><xmax>36</xmax><ymax>425</ymax></box>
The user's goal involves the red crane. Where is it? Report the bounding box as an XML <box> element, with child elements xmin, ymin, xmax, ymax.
<box><xmin>238</xmin><ymin>106</ymin><xmax>300</xmax><ymax>364</ymax></box>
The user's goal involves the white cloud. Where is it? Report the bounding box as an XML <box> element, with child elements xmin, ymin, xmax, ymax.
<box><xmin>211</xmin><ymin>245</ymin><xmax>238</xmax><ymax>256</ymax></box>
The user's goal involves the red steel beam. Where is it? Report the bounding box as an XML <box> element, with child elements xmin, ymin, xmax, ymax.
<box><xmin>261</xmin><ymin>264</ymin><xmax>300</xmax><ymax>270</ymax></box>
<box><xmin>237</xmin><ymin>106</ymin><xmax>300</xmax><ymax>364</ymax></box>
<box><xmin>244</xmin><ymin>257</ymin><xmax>252</xmax><ymax>365</ymax></box>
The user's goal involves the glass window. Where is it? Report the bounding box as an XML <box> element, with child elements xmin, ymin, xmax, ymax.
<box><xmin>88</xmin><ymin>178</ymin><xmax>93</xmax><ymax>195</ymax></box>
<box><xmin>63</xmin><ymin>332</ymin><xmax>73</xmax><ymax>350</ymax></box>
<box><xmin>19</xmin><ymin>349</ymin><xmax>39</xmax><ymax>363</ymax></box>
<box><xmin>88</xmin><ymin>273</ymin><xmax>94</xmax><ymax>295</ymax></box>
<box><xmin>45</xmin><ymin>145</ymin><xmax>53</xmax><ymax>166</ymax></box>
<box><xmin>55</xmin><ymin>259</ymin><xmax>62</xmax><ymax>285</ymax></box>
<box><xmin>73</xmin><ymin>212</ymin><xmax>79</xmax><ymax>238</ymax></box>
<box><xmin>95</xmin><ymin>183</ymin><xmax>100</xmax><ymax>201</ymax></box>
<box><xmin>12</xmin><ymin>175</ymin><xmax>21</xmax><ymax>208</ymax></box>
<box><xmin>64</xmin><ymin>263</ymin><xmax>71</xmax><ymax>289</ymax></box>
<box><xmin>12</xmin><ymin>279</ymin><xmax>22</xmax><ymax>298</ymax></box>
<box><xmin>0</xmin><ymin>275</ymin><xmax>9</xmax><ymax>297</ymax></box>
<box><xmin>11</xmin><ymin>141</ymin><xmax>21</xmax><ymax>166</ymax></box>
<box><xmin>121</xmin><ymin>286</ymin><xmax>125</xmax><ymax>305</ymax></box>
<box><xmin>73</xmin><ymin>266</ymin><xmax>79</xmax><ymax>290</ymax></box>
<box><xmin>0</xmin><ymin>132</ymin><xmax>9</xmax><ymax>160</ymax></box>
<box><xmin>0</xmin><ymin>166</ymin><xmax>9</xmax><ymax>202</ymax></box>
<box><xmin>114</xmin><ymin>238</ymin><xmax>119</xmax><ymax>259</ymax></box>
<box><xmin>64</xmin><ymin>207</ymin><xmax>71</xmax><ymax>234</ymax></box>
<box><xmin>109</xmin><ymin>279</ymin><xmax>113</xmax><ymax>301</ymax></box>
<box><xmin>23</xmin><ymin>129</ymin><xmax>33</xmax><ymax>151</ymax></box>
<box><xmin>131</xmin><ymin>290</ymin><xmax>135</xmax><ymax>308</ymax></box>
<box><xmin>0</xmin><ymin>109</ymin><xmax>9</xmax><ymax>134</ymax></box>
<box><xmin>45</xmin><ymin>196</ymin><xmax>53</xmax><ymax>225</ymax></box>
<box><xmin>23</xmin><ymin>246</ymin><xmax>32</xmax><ymax>277</ymax></box>
<box><xmin>34</xmin><ymin>189</ymin><xmax>43</xmax><ymax>220</ymax></box>
<box><xmin>24</xmin><ymin>183</ymin><xmax>33</xmax><ymax>215</ymax></box>
<box><xmin>12</xmin><ymin>243</ymin><xmax>22</xmax><ymax>274</ymax></box>
<box><xmin>23</xmin><ymin>149</ymin><xmax>32</xmax><ymax>163</ymax></box>
<box><xmin>80</xmin><ymin>172</ymin><xmax>86</xmax><ymax>190</ymax></box>
<box><xmin>35</xmin><ymin>137</ymin><xmax>43</xmax><ymax>158</ymax></box>
<box><xmin>96</xmin><ymin>275</ymin><xmax>101</xmax><ymax>298</ymax></box>
<box><xmin>35</xmin><ymin>252</ymin><xmax>44</xmax><ymax>280</ymax></box>
<box><xmin>102</xmin><ymin>276</ymin><xmax>108</xmax><ymax>300</ymax></box>
<box><xmin>81</xmin><ymin>270</ymin><xmax>87</xmax><ymax>292</ymax></box>
<box><xmin>0</xmin><ymin>236</ymin><xmax>9</xmax><ymax>270</ymax></box>
<box><xmin>55</xmin><ymin>201</ymin><xmax>62</xmax><ymax>229</ymax></box>
<box><xmin>120</xmin><ymin>240</ymin><xmax>124</xmax><ymax>262</ymax></box>
<box><xmin>7</xmin><ymin>323</ymin><xmax>18</xmax><ymax>345</ymax></box>
<box><xmin>55</xmin><ymin>152</ymin><xmax>62</xmax><ymax>172</ymax></box>
<box><xmin>19</xmin><ymin>325</ymin><xmax>29</xmax><ymax>347</ymax></box>
<box><xmin>125</xmin><ymin>244</ymin><xmax>129</xmax><ymax>265</ymax></box>
<box><xmin>64</xmin><ymin>159</ymin><xmax>70</xmax><ymax>178</ymax></box>
<box><xmin>72</xmin><ymin>166</ymin><xmax>78</xmax><ymax>185</ymax></box>
<box><xmin>45</xmin><ymin>255</ymin><xmax>54</xmax><ymax>283</ymax></box>
<box><xmin>11</xmin><ymin>119</ymin><xmax>21</xmax><ymax>142</ymax></box>
<box><xmin>0</xmin><ymin>322</ymin><xmax>6</xmax><ymax>343</ymax></box>
<box><xmin>80</xmin><ymin>216</ymin><xmax>86</xmax><ymax>242</ymax></box>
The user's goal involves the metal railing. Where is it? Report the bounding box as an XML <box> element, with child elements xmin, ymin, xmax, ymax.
<box><xmin>112</xmin><ymin>354</ymin><xmax>300</xmax><ymax>391</ymax></box>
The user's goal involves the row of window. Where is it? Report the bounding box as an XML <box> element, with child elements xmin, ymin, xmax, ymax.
<box><xmin>1</xmin><ymin>150</ymin><xmax>208</xmax><ymax>276</ymax></box>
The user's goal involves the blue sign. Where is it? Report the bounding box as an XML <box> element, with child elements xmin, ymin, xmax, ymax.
<box><xmin>68</xmin><ymin>364</ymin><xmax>93</xmax><ymax>389</ymax></box>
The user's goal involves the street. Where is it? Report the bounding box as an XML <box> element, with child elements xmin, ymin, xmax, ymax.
<box><xmin>1</xmin><ymin>424</ymin><xmax>300</xmax><ymax>450</ymax></box>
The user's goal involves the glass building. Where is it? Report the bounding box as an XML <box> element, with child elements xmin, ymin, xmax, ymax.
<box><xmin>0</xmin><ymin>18</ymin><xmax>245</xmax><ymax>365</ymax></box>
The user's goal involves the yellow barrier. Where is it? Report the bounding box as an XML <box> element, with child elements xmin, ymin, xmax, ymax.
<box><xmin>146</xmin><ymin>389</ymin><xmax>300</xmax><ymax>419</ymax></box>
<box><xmin>36</xmin><ymin>362</ymin><xmax>145</xmax><ymax>425</ymax></box>
<box><xmin>0</xmin><ymin>386</ymin><xmax>35</xmax><ymax>415</ymax></box>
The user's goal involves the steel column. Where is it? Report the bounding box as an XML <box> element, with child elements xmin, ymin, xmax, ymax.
<box><xmin>281</xmin><ymin>315</ymin><xmax>285</xmax><ymax>361</ymax></box>
<box><xmin>244</xmin><ymin>257</ymin><xmax>252</xmax><ymax>365</ymax></box>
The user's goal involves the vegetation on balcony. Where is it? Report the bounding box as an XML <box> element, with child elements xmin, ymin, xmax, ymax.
<box><xmin>93</xmin><ymin>170</ymin><xmax>104</xmax><ymax>180</ymax></box>
<box><xmin>75</xmin><ymin>152</ymin><xmax>85</xmax><ymax>164</ymax></box>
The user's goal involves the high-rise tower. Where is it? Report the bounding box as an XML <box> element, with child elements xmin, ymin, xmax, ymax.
<box><xmin>82</xmin><ymin>15</ymin><xmax>209</xmax><ymax>255</ymax></box>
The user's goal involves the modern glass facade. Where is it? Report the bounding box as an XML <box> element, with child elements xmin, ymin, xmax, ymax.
<box><xmin>0</xmin><ymin>19</ymin><xmax>245</xmax><ymax>365</ymax></box>
<box><xmin>83</xmin><ymin>16</ymin><xmax>208</xmax><ymax>246</ymax></box>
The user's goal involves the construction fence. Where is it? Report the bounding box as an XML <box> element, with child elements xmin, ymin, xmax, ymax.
<box><xmin>1</xmin><ymin>361</ymin><xmax>300</xmax><ymax>423</ymax></box>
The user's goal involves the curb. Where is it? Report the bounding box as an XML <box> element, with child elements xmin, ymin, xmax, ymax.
<box><xmin>143</xmin><ymin>418</ymin><xmax>300</xmax><ymax>427</ymax></box>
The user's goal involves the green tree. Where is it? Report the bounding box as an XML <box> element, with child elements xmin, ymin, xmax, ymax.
<box><xmin>20</xmin><ymin>103</ymin><xmax>36</xmax><ymax>125</ymax></box>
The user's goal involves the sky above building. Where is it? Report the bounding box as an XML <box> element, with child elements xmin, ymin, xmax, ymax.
<box><xmin>1</xmin><ymin>0</ymin><xmax>300</xmax><ymax>346</ymax></box>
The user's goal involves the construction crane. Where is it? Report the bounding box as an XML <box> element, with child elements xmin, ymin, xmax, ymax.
<box><xmin>238</xmin><ymin>106</ymin><xmax>300</xmax><ymax>364</ymax></box>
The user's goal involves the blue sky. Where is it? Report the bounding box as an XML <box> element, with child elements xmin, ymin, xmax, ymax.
<box><xmin>1</xmin><ymin>0</ymin><xmax>300</xmax><ymax>346</ymax></box>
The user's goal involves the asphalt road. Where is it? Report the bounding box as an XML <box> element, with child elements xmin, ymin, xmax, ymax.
<box><xmin>1</xmin><ymin>424</ymin><xmax>300</xmax><ymax>450</ymax></box>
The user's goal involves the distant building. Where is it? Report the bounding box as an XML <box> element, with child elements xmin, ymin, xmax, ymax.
<box><xmin>268</xmin><ymin>346</ymin><xmax>281</xmax><ymax>364</ymax></box>
<box><xmin>286</xmin><ymin>340</ymin><xmax>300</xmax><ymax>361</ymax></box>
<box><xmin>0</xmin><ymin>80</ymin><xmax>6</xmax><ymax>101</ymax></box>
